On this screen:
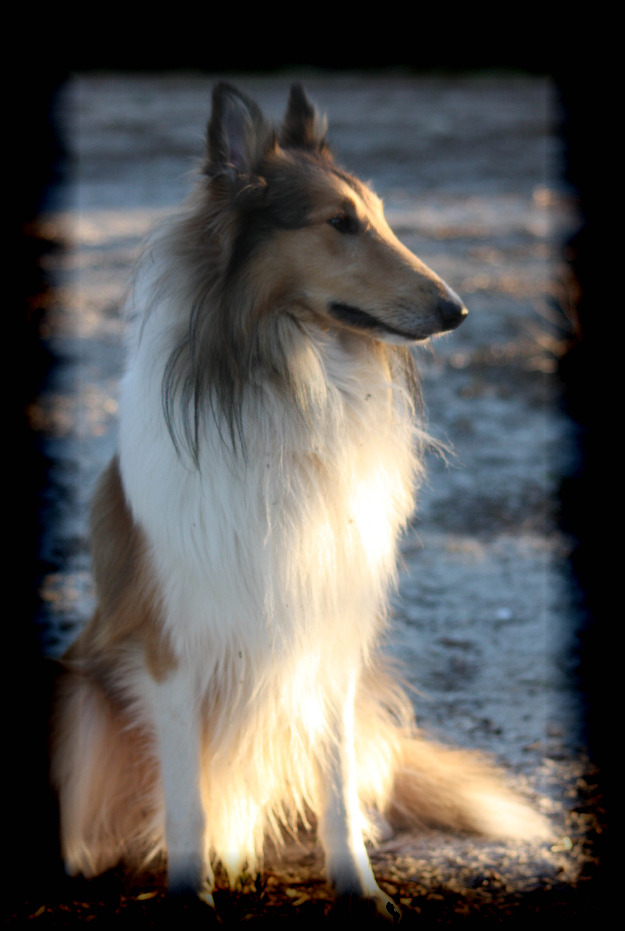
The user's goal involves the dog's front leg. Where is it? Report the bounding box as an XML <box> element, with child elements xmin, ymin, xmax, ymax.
<box><xmin>317</xmin><ymin>673</ymin><xmax>400</xmax><ymax>923</ymax></box>
<box><xmin>150</xmin><ymin>667</ymin><xmax>214</xmax><ymax>907</ymax></box>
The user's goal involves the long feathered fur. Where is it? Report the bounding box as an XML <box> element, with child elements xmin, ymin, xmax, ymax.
<box><xmin>51</xmin><ymin>82</ymin><xmax>548</xmax><ymax>917</ymax></box>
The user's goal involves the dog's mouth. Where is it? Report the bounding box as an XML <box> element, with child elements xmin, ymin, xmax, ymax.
<box><xmin>328</xmin><ymin>298</ymin><xmax>468</xmax><ymax>342</ymax></box>
<box><xmin>327</xmin><ymin>302</ymin><xmax>423</xmax><ymax>342</ymax></box>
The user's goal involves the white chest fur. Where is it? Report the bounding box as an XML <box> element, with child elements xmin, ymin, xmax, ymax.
<box><xmin>118</xmin><ymin>280</ymin><xmax>419</xmax><ymax>669</ymax></box>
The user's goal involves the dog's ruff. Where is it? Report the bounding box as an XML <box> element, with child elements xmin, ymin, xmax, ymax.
<box><xmin>51</xmin><ymin>83</ymin><xmax>548</xmax><ymax>919</ymax></box>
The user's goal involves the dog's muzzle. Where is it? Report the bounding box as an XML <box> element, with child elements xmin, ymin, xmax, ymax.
<box><xmin>328</xmin><ymin>295</ymin><xmax>468</xmax><ymax>342</ymax></box>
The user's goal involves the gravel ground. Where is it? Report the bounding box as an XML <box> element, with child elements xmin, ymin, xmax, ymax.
<box><xmin>13</xmin><ymin>70</ymin><xmax>603</xmax><ymax>925</ymax></box>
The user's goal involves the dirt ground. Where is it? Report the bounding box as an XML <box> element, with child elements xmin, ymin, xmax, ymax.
<box><xmin>13</xmin><ymin>71</ymin><xmax>604</xmax><ymax>925</ymax></box>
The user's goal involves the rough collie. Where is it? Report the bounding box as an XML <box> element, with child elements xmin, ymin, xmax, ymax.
<box><xmin>52</xmin><ymin>82</ymin><xmax>548</xmax><ymax>921</ymax></box>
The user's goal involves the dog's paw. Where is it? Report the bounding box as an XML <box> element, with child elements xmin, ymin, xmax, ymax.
<box><xmin>164</xmin><ymin>886</ymin><xmax>221</xmax><ymax>925</ymax></box>
<box><xmin>166</xmin><ymin>865</ymin><xmax>219</xmax><ymax>921</ymax></box>
<box><xmin>333</xmin><ymin>889</ymin><xmax>401</xmax><ymax>924</ymax></box>
<box><xmin>381</xmin><ymin>894</ymin><xmax>402</xmax><ymax>924</ymax></box>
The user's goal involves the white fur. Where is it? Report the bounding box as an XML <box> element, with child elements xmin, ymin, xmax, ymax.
<box><xmin>115</xmin><ymin>229</ymin><xmax>420</xmax><ymax>893</ymax></box>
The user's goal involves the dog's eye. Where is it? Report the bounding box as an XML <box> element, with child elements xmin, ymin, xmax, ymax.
<box><xmin>328</xmin><ymin>213</ymin><xmax>359</xmax><ymax>235</ymax></box>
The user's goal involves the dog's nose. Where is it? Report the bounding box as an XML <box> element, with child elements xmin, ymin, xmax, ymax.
<box><xmin>438</xmin><ymin>295</ymin><xmax>468</xmax><ymax>332</ymax></box>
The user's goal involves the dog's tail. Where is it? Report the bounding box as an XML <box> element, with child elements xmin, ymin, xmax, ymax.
<box><xmin>387</xmin><ymin>734</ymin><xmax>550</xmax><ymax>840</ymax></box>
<box><xmin>355</xmin><ymin>661</ymin><xmax>551</xmax><ymax>844</ymax></box>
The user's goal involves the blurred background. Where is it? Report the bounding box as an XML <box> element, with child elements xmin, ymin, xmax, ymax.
<box><xmin>11</xmin><ymin>19</ymin><xmax>607</xmax><ymax>926</ymax></box>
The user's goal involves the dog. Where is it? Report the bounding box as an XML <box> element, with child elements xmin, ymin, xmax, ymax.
<box><xmin>51</xmin><ymin>82</ymin><xmax>548</xmax><ymax>921</ymax></box>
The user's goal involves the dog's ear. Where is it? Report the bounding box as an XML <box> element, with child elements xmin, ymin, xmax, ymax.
<box><xmin>206</xmin><ymin>83</ymin><xmax>276</xmax><ymax>186</ymax></box>
<box><xmin>280</xmin><ymin>84</ymin><xmax>329</xmax><ymax>154</ymax></box>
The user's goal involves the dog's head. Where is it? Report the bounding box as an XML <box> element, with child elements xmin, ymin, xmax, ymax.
<box><xmin>202</xmin><ymin>82</ymin><xmax>467</xmax><ymax>344</ymax></box>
